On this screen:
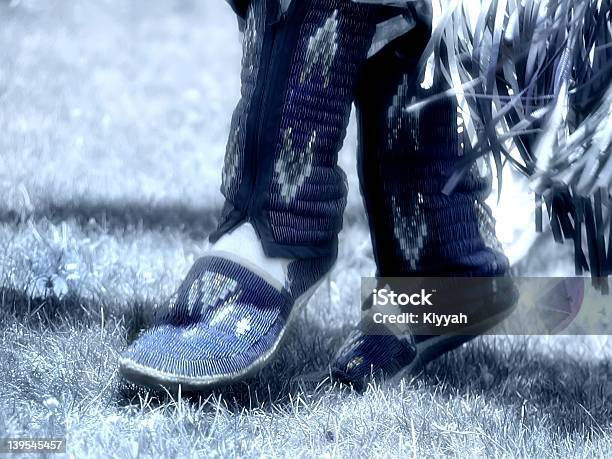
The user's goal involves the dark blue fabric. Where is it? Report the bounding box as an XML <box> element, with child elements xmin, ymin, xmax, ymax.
<box><xmin>286</xmin><ymin>250</ymin><xmax>336</xmax><ymax>299</ymax></box>
<box><xmin>355</xmin><ymin>23</ymin><xmax>509</xmax><ymax>277</ymax></box>
<box><xmin>332</xmin><ymin>326</ymin><xmax>416</xmax><ymax>392</ymax></box>
<box><xmin>211</xmin><ymin>0</ymin><xmax>383</xmax><ymax>259</ymax></box>
<box><xmin>122</xmin><ymin>254</ymin><xmax>334</xmax><ymax>383</ymax></box>
<box><xmin>122</xmin><ymin>256</ymin><xmax>293</xmax><ymax>380</ymax></box>
<box><xmin>331</xmin><ymin>22</ymin><xmax>512</xmax><ymax>388</ymax></box>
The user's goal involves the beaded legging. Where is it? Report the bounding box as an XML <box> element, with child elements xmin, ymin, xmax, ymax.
<box><xmin>211</xmin><ymin>0</ymin><xmax>385</xmax><ymax>260</ymax></box>
<box><xmin>355</xmin><ymin>24</ymin><xmax>510</xmax><ymax>277</ymax></box>
<box><xmin>216</xmin><ymin>1</ymin><xmax>509</xmax><ymax>278</ymax></box>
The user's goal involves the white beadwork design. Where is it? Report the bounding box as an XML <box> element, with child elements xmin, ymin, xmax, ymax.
<box><xmin>411</xmin><ymin>96</ymin><xmax>420</xmax><ymax>152</ymax></box>
<box><xmin>300</xmin><ymin>10</ymin><xmax>339</xmax><ymax>88</ymax></box>
<box><xmin>167</xmin><ymin>292</ymin><xmax>178</xmax><ymax>312</ymax></box>
<box><xmin>181</xmin><ymin>325</ymin><xmax>202</xmax><ymax>339</ymax></box>
<box><xmin>187</xmin><ymin>271</ymin><xmax>240</xmax><ymax>316</ymax></box>
<box><xmin>391</xmin><ymin>193</ymin><xmax>428</xmax><ymax>270</ymax></box>
<box><xmin>285</xmin><ymin>272</ymin><xmax>293</xmax><ymax>295</ymax></box>
<box><xmin>222</xmin><ymin>126</ymin><xmax>240</xmax><ymax>192</ymax></box>
<box><xmin>275</xmin><ymin>128</ymin><xmax>316</xmax><ymax>204</ymax></box>
<box><xmin>457</xmin><ymin>104</ymin><xmax>465</xmax><ymax>156</ymax></box>
<box><xmin>208</xmin><ymin>291</ymin><xmax>241</xmax><ymax>327</ymax></box>
<box><xmin>243</xmin><ymin>5</ymin><xmax>258</xmax><ymax>73</ymax></box>
<box><xmin>235</xmin><ymin>315</ymin><xmax>252</xmax><ymax>337</ymax></box>
<box><xmin>346</xmin><ymin>356</ymin><xmax>364</xmax><ymax>371</ymax></box>
<box><xmin>387</xmin><ymin>74</ymin><xmax>419</xmax><ymax>150</ymax></box>
<box><xmin>187</xmin><ymin>279</ymin><xmax>201</xmax><ymax>315</ymax></box>
<box><xmin>223</xmin><ymin>2</ymin><xmax>263</xmax><ymax>198</ymax></box>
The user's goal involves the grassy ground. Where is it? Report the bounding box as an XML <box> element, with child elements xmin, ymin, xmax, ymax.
<box><xmin>1</xmin><ymin>0</ymin><xmax>611</xmax><ymax>457</ymax></box>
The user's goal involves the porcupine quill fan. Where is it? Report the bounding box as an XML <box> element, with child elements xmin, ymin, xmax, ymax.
<box><xmin>410</xmin><ymin>0</ymin><xmax>612</xmax><ymax>292</ymax></box>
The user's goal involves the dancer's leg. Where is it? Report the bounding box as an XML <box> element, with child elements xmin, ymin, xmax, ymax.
<box><xmin>120</xmin><ymin>0</ymin><xmax>385</xmax><ymax>390</ymax></box>
<box><xmin>332</xmin><ymin>20</ymin><xmax>516</xmax><ymax>389</ymax></box>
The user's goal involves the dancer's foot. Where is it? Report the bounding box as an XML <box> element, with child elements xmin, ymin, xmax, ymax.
<box><xmin>331</xmin><ymin>277</ymin><xmax>519</xmax><ymax>391</ymax></box>
<box><xmin>119</xmin><ymin>224</ymin><xmax>334</xmax><ymax>391</ymax></box>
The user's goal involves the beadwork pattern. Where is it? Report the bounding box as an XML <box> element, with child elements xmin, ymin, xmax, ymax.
<box><xmin>300</xmin><ymin>10</ymin><xmax>339</xmax><ymax>88</ymax></box>
<box><xmin>274</xmin><ymin>128</ymin><xmax>316</xmax><ymax>204</ymax></box>
<box><xmin>457</xmin><ymin>103</ymin><xmax>466</xmax><ymax>155</ymax></box>
<box><xmin>214</xmin><ymin>0</ymin><xmax>378</xmax><ymax>255</ymax></box>
<box><xmin>387</xmin><ymin>74</ymin><xmax>419</xmax><ymax>150</ymax></box>
<box><xmin>222</xmin><ymin>127</ymin><xmax>240</xmax><ymax>192</ymax></box>
<box><xmin>186</xmin><ymin>271</ymin><xmax>240</xmax><ymax>316</ymax></box>
<box><xmin>357</xmin><ymin>67</ymin><xmax>510</xmax><ymax>276</ymax></box>
<box><xmin>267</xmin><ymin>0</ymin><xmax>376</xmax><ymax>248</ymax></box>
<box><xmin>391</xmin><ymin>194</ymin><xmax>428</xmax><ymax>270</ymax></box>
<box><xmin>208</xmin><ymin>291</ymin><xmax>241</xmax><ymax>327</ymax></box>
<box><xmin>235</xmin><ymin>315</ymin><xmax>252</xmax><ymax>337</ymax></box>
<box><xmin>120</xmin><ymin>255</ymin><xmax>301</xmax><ymax>383</ymax></box>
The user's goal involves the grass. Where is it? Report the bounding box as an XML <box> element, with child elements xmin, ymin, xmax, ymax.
<box><xmin>1</xmin><ymin>0</ymin><xmax>611</xmax><ymax>457</ymax></box>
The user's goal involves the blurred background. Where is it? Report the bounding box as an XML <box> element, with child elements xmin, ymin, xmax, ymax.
<box><xmin>0</xmin><ymin>0</ymin><xmax>575</xmax><ymax>280</ymax></box>
<box><xmin>1</xmin><ymin>1</ymin><xmax>610</xmax><ymax>456</ymax></box>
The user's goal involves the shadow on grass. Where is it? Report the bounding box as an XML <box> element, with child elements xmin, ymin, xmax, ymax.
<box><xmin>0</xmin><ymin>201</ymin><xmax>369</xmax><ymax>238</ymax></box>
<box><xmin>115</xmin><ymin>313</ymin><xmax>342</xmax><ymax>410</ymax></box>
<box><xmin>4</xmin><ymin>285</ymin><xmax>609</xmax><ymax>437</ymax></box>
<box><xmin>117</xmin><ymin>318</ymin><xmax>612</xmax><ymax>438</ymax></box>
<box><xmin>0</xmin><ymin>286</ymin><xmax>157</xmax><ymax>344</ymax></box>
<box><xmin>0</xmin><ymin>201</ymin><xmax>220</xmax><ymax>239</ymax></box>
<box><xmin>421</xmin><ymin>337</ymin><xmax>612</xmax><ymax>436</ymax></box>
<box><xmin>0</xmin><ymin>285</ymin><xmax>338</xmax><ymax>411</ymax></box>
<box><xmin>114</xmin><ymin>332</ymin><xmax>612</xmax><ymax>439</ymax></box>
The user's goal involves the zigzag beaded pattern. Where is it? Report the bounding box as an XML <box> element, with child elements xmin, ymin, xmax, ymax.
<box><xmin>124</xmin><ymin>256</ymin><xmax>295</xmax><ymax>379</ymax></box>
<box><xmin>390</xmin><ymin>193</ymin><xmax>428</xmax><ymax>270</ymax></box>
<box><xmin>268</xmin><ymin>0</ymin><xmax>375</xmax><ymax>247</ymax></box>
<box><xmin>376</xmin><ymin>77</ymin><xmax>509</xmax><ymax>276</ymax></box>
<box><xmin>274</xmin><ymin>128</ymin><xmax>316</xmax><ymax>204</ymax></box>
<box><xmin>387</xmin><ymin>74</ymin><xmax>419</xmax><ymax>151</ymax></box>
